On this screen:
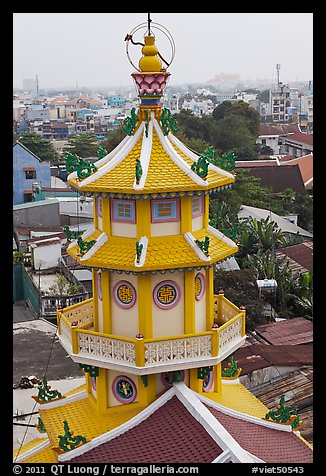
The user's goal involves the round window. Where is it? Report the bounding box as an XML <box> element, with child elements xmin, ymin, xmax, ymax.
<box><xmin>195</xmin><ymin>273</ymin><xmax>206</xmax><ymax>301</ymax></box>
<box><xmin>96</xmin><ymin>272</ymin><xmax>102</xmax><ymax>301</ymax></box>
<box><xmin>153</xmin><ymin>280</ymin><xmax>181</xmax><ymax>309</ymax></box>
<box><xmin>113</xmin><ymin>281</ymin><xmax>137</xmax><ymax>309</ymax></box>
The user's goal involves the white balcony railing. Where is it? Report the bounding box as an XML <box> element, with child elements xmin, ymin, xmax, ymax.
<box><xmin>57</xmin><ymin>294</ymin><xmax>246</xmax><ymax>374</ymax></box>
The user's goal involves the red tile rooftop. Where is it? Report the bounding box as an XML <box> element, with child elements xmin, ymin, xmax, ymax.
<box><xmin>206</xmin><ymin>403</ymin><xmax>313</xmax><ymax>463</ymax></box>
<box><xmin>69</xmin><ymin>396</ymin><xmax>223</xmax><ymax>463</ymax></box>
<box><xmin>64</xmin><ymin>383</ymin><xmax>312</xmax><ymax>464</ymax></box>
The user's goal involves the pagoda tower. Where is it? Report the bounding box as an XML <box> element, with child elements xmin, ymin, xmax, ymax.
<box><xmin>55</xmin><ymin>21</ymin><xmax>245</xmax><ymax>414</ymax></box>
<box><xmin>14</xmin><ymin>17</ymin><xmax>313</xmax><ymax>465</ymax></box>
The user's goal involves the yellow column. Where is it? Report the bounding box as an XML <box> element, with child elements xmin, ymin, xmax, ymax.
<box><xmin>184</xmin><ymin>270</ymin><xmax>195</xmax><ymax>333</ymax></box>
<box><xmin>101</xmin><ymin>271</ymin><xmax>112</xmax><ymax>334</ymax></box>
<box><xmin>206</xmin><ymin>267</ymin><xmax>214</xmax><ymax>330</ymax></box>
<box><xmin>96</xmin><ymin>368</ymin><xmax>108</xmax><ymax>414</ymax></box>
<box><xmin>136</xmin><ymin>200</ymin><xmax>150</xmax><ymax>238</ymax></box>
<box><xmin>214</xmin><ymin>363</ymin><xmax>222</xmax><ymax>395</ymax></box>
<box><xmin>85</xmin><ymin>371</ymin><xmax>91</xmax><ymax>395</ymax></box>
<box><xmin>101</xmin><ymin>197</ymin><xmax>111</xmax><ymax>235</ymax></box>
<box><xmin>92</xmin><ymin>269</ymin><xmax>99</xmax><ymax>332</ymax></box>
<box><xmin>137</xmin><ymin>374</ymin><xmax>156</xmax><ymax>406</ymax></box>
<box><xmin>189</xmin><ymin>368</ymin><xmax>202</xmax><ymax>393</ymax></box>
<box><xmin>180</xmin><ymin>196</ymin><xmax>192</xmax><ymax>234</ymax></box>
<box><xmin>137</xmin><ymin>274</ymin><xmax>152</xmax><ymax>338</ymax></box>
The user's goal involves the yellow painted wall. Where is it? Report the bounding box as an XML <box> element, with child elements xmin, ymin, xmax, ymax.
<box><xmin>107</xmin><ymin>370</ymin><xmax>139</xmax><ymax>407</ymax></box>
<box><xmin>111</xmin><ymin>222</ymin><xmax>137</xmax><ymax>238</ymax></box>
<box><xmin>151</xmin><ymin>221</ymin><xmax>180</xmax><ymax>236</ymax></box>
<box><xmin>151</xmin><ymin>272</ymin><xmax>184</xmax><ymax>338</ymax></box>
<box><xmin>110</xmin><ymin>272</ymin><xmax>139</xmax><ymax>338</ymax></box>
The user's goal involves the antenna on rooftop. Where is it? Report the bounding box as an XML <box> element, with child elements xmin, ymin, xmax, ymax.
<box><xmin>36</xmin><ymin>74</ymin><xmax>39</xmax><ymax>97</ymax></box>
<box><xmin>276</xmin><ymin>63</ymin><xmax>281</xmax><ymax>87</ymax></box>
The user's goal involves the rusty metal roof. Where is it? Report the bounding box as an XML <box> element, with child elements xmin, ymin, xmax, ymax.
<box><xmin>276</xmin><ymin>241</ymin><xmax>313</xmax><ymax>274</ymax></box>
<box><xmin>251</xmin><ymin>368</ymin><xmax>313</xmax><ymax>446</ymax></box>
<box><xmin>254</xmin><ymin>317</ymin><xmax>313</xmax><ymax>345</ymax></box>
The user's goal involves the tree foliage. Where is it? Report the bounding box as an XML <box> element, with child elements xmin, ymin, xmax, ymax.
<box><xmin>16</xmin><ymin>132</ymin><xmax>58</xmax><ymax>163</ymax></box>
<box><xmin>63</xmin><ymin>133</ymin><xmax>99</xmax><ymax>158</ymax></box>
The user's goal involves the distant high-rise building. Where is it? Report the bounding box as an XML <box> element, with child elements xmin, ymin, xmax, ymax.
<box><xmin>23</xmin><ymin>77</ymin><xmax>37</xmax><ymax>95</ymax></box>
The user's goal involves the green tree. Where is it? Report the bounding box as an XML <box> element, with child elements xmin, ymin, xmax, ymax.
<box><xmin>212</xmin><ymin>115</ymin><xmax>258</xmax><ymax>160</ymax></box>
<box><xmin>213</xmin><ymin>100</ymin><xmax>260</xmax><ymax>136</ymax></box>
<box><xmin>211</xmin><ymin>101</ymin><xmax>233</xmax><ymax>121</ymax></box>
<box><xmin>63</xmin><ymin>133</ymin><xmax>99</xmax><ymax>158</ymax></box>
<box><xmin>101</xmin><ymin>127</ymin><xmax>127</xmax><ymax>154</ymax></box>
<box><xmin>16</xmin><ymin>133</ymin><xmax>58</xmax><ymax>163</ymax></box>
<box><xmin>213</xmin><ymin>269</ymin><xmax>268</xmax><ymax>330</ymax></box>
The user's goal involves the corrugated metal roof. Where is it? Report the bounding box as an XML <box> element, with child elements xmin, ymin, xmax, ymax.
<box><xmin>251</xmin><ymin>368</ymin><xmax>313</xmax><ymax>445</ymax></box>
<box><xmin>255</xmin><ymin>317</ymin><xmax>313</xmax><ymax>345</ymax></box>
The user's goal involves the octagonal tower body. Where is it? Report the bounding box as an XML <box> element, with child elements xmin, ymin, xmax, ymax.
<box><xmin>57</xmin><ymin>30</ymin><xmax>246</xmax><ymax>414</ymax></box>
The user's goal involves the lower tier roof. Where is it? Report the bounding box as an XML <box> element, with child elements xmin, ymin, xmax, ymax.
<box><xmin>66</xmin><ymin>225</ymin><xmax>238</xmax><ymax>273</ymax></box>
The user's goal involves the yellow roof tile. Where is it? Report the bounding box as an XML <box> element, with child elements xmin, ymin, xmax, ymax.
<box><xmin>67</xmin><ymin>227</ymin><xmax>238</xmax><ymax>272</ymax></box>
<box><xmin>67</xmin><ymin>125</ymin><xmax>234</xmax><ymax>196</ymax></box>
<box><xmin>39</xmin><ymin>397</ymin><xmax>145</xmax><ymax>448</ymax></box>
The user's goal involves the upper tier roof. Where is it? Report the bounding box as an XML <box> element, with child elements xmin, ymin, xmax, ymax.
<box><xmin>67</xmin><ymin>112</ymin><xmax>235</xmax><ymax>198</ymax></box>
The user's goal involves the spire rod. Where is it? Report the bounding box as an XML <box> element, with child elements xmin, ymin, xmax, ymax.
<box><xmin>147</xmin><ymin>13</ymin><xmax>152</xmax><ymax>35</ymax></box>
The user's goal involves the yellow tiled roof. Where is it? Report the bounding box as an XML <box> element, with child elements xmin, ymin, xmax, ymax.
<box><xmin>67</xmin><ymin>121</ymin><xmax>234</xmax><ymax>196</ymax></box>
<box><xmin>67</xmin><ymin>227</ymin><xmax>238</xmax><ymax>272</ymax></box>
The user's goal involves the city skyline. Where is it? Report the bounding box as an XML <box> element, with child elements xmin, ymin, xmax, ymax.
<box><xmin>13</xmin><ymin>13</ymin><xmax>313</xmax><ymax>90</ymax></box>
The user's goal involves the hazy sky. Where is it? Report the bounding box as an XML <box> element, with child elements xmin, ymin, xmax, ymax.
<box><xmin>13</xmin><ymin>12</ymin><xmax>313</xmax><ymax>90</ymax></box>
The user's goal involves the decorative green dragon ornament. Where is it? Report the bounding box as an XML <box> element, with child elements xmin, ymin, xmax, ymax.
<box><xmin>65</xmin><ymin>152</ymin><xmax>97</xmax><ymax>180</ymax></box>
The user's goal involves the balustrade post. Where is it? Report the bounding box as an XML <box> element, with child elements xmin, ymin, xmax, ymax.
<box><xmin>56</xmin><ymin>310</ymin><xmax>62</xmax><ymax>334</ymax></box>
<box><xmin>240</xmin><ymin>306</ymin><xmax>246</xmax><ymax>336</ymax></box>
<box><xmin>211</xmin><ymin>326</ymin><xmax>219</xmax><ymax>357</ymax></box>
<box><xmin>71</xmin><ymin>328</ymin><xmax>79</xmax><ymax>354</ymax></box>
<box><xmin>218</xmin><ymin>289</ymin><xmax>224</xmax><ymax>322</ymax></box>
<box><xmin>135</xmin><ymin>337</ymin><xmax>145</xmax><ymax>367</ymax></box>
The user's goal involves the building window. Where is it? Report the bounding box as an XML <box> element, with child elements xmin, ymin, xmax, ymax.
<box><xmin>96</xmin><ymin>196</ymin><xmax>103</xmax><ymax>217</ymax></box>
<box><xmin>24</xmin><ymin>168</ymin><xmax>36</xmax><ymax>179</ymax></box>
<box><xmin>23</xmin><ymin>191</ymin><xmax>33</xmax><ymax>203</ymax></box>
<box><xmin>192</xmin><ymin>195</ymin><xmax>204</xmax><ymax>218</ymax></box>
<box><xmin>261</xmin><ymin>139</ymin><xmax>266</xmax><ymax>145</ymax></box>
<box><xmin>113</xmin><ymin>280</ymin><xmax>137</xmax><ymax>309</ymax></box>
<box><xmin>96</xmin><ymin>272</ymin><xmax>102</xmax><ymax>301</ymax></box>
<box><xmin>151</xmin><ymin>199</ymin><xmax>180</xmax><ymax>223</ymax></box>
<box><xmin>111</xmin><ymin>199</ymin><xmax>136</xmax><ymax>223</ymax></box>
<box><xmin>195</xmin><ymin>273</ymin><xmax>206</xmax><ymax>301</ymax></box>
<box><xmin>153</xmin><ymin>280</ymin><xmax>181</xmax><ymax>309</ymax></box>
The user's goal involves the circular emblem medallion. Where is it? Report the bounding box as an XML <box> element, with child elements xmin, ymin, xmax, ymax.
<box><xmin>113</xmin><ymin>281</ymin><xmax>136</xmax><ymax>309</ymax></box>
<box><xmin>195</xmin><ymin>273</ymin><xmax>206</xmax><ymax>301</ymax></box>
<box><xmin>202</xmin><ymin>370</ymin><xmax>214</xmax><ymax>392</ymax></box>
<box><xmin>112</xmin><ymin>376</ymin><xmax>137</xmax><ymax>404</ymax></box>
<box><xmin>153</xmin><ymin>280</ymin><xmax>181</xmax><ymax>309</ymax></box>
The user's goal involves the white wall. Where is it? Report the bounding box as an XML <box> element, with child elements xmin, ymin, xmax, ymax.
<box><xmin>32</xmin><ymin>242</ymin><xmax>61</xmax><ymax>270</ymax></box>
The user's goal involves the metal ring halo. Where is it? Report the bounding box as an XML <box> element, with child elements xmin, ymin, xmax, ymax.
<box><xmin>125</xmin><ymin>21</ymin><xmax>175</xmax><ymax>72</ymax></box>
